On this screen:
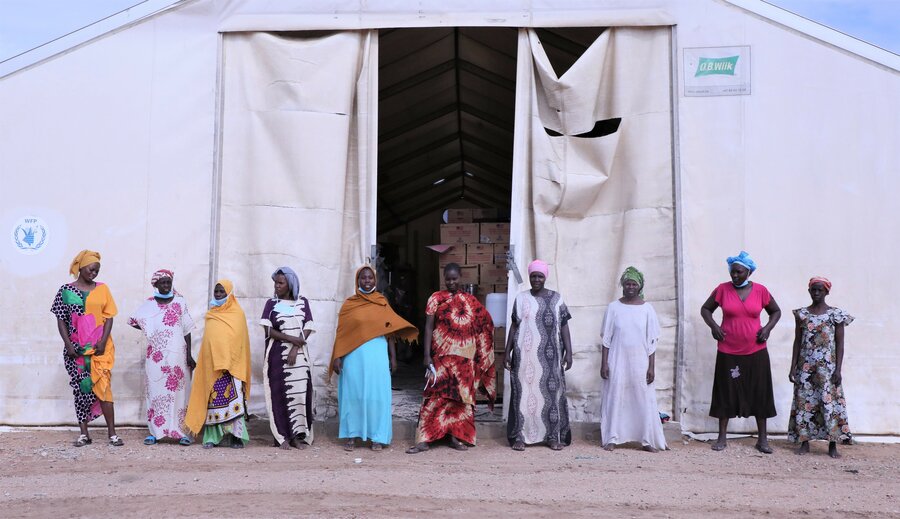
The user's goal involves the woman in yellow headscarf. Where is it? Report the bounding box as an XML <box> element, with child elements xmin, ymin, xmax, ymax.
<box><xmin>50</xmin><ymin>250</ymin><xmax>123</xmax><ymax>447</ymax></box>
<box><xmin>185</xmin><ymin>280</ymin><xmax>252</xmax><ymax>449</ymax></box>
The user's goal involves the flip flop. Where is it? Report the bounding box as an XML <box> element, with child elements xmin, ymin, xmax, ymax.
<box><xmin>74</xmin><ymin>434</ymin><xmax>92</xmax><ymax>447</ymax></box>
<box><xmin>449</xmin><ymin>439</ymin><xmax>469</xmax><ymax>451</ymax></box>
<box><xmin>109</xmin><ymin>435</ymin><xmax>124</xmax><ymax>447</ymax></box>
<box><xmin>179</xmin><ymin>437</ymin><xmax>193</xmax><ymax>446</ymax></box>
<box><xmin>143</xmin><ymin>435</ymin><xmax>157</xmax><ymax>445</ymax></box>
<box><xmin>343</xmin><ymin>439</ymin><xmax>356</xmax><ymax>452</ymax></box>
<box><xmin>511</xmin><ymin>441</ymin><xmax>525</xmax><ymax>452</ymax></box>
<box><xmin>371</xmin><ymin>442</ymin><xmax>383</xmax><ymax>451</ymax></box>
<box><xmin>406</xmin><ymin>444</ymin><xmax>430</xmax><ymax>454</ymax></box>
<box><xmin>203</xmin><ymin>442</ymin><xmax>215</xmax><ymax>449</ymax></box>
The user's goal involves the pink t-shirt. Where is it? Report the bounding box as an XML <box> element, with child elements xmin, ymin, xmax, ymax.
<box><xmin>713</xmin><ymin>282</ymin><xmax>772</xmax><ymax>356</ymax></box>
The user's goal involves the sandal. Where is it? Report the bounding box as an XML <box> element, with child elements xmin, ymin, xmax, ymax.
<box><xmin>406</xmin><ymin>443</ymin><xmax>430</xmax><ymax>454</ymax></box>
<box><xmin>511</xmin><ymin>441</ymin><xmax>525</xmax><ymax>452</ymax></box>
<box><xmin>74</xmin><ymin>434</ymin><xmax>92</xmax><ymax>447</ymax></box>
<box><xmin>449</xmin><ymin>438</ymin><xmax>468</xmax><ymax>451</ymax></box>
<box><xmin>202</xmin><ymin>442</ymin><xmax>215</xmax><ymax>449</ymax></box>
<box><xmin>343</xmin><ymin>439</ymin><xmax>356</xmax><ymax>452</ymax></box>
<box><xmin>179</xmin><ymin>437</ymin><xmax>193</xmax><ymax>446</ymax></box>
<box><xmin>548</xmin><ymin>441</ymin><xmax>563</xmax><ymax>451</ymax></box>
<box><xmin>143</xmin><ymin>435</ymin><xmax>157</xmax><ymax>445</ymax></box>
<box><xmin>109</xmin><ymin>435</ymin><xmax>124</xmax><ymax>447</ymax></box>
<box><xmin>371</xmin><ymin>442</ymin><xmax>383</xmax><ymax>451</ymax></box>
<box><xmin>230</xmin><ymin>437</ymin><xmax>244</xmax><ymax>449</ymax></box>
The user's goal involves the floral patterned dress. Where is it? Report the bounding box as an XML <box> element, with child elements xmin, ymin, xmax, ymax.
<box><xmin>129</xmin><ymin>295</ymin><xmax>195</xmax><ymax>440</ymax></box>
<box><xmin>788</xmin><ymin>307</ymin><xmax>854</xmax><ymax>443</ymax></box>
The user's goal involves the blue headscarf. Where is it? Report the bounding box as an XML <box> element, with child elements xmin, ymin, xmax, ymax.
<box><xmin>272</xmin><ymin>266</ymin><xmax>300</xmax><ymax>300</ymax></box>
<box><xmin>726</xmin><ymin>251</ymin><xmax>757</xmax><ymax>273</ymax></box>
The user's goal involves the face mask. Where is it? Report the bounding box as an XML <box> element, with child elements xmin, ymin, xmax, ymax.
<box><xmin>154</xmin><ymin>290</ymin><xmax>175</xmax><ymax>299</ymax></box>
<box><xmin>359</xmin><ymin>285</ymin><xmax>376</xmax><ymax>294</ymax></box>
<box><xmin>732</xmin><ymin>277</ymin><xmax>750</xmax><ymax>288</ymax></box>
<box><xmin>209</xmin><ymin>296</ymin><xmax>228</xmax><ymax>307</ymax></box>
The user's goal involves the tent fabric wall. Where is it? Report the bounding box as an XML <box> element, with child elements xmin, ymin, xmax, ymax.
<box><xmin>216</xmin><ymin>31</ymin><xmax>378</xmax><ymax>418</ymax></box>
<box><xmin>508</xmin><ymin>27</ymin><xmax>675</xmax><ymax>422</ymax></box>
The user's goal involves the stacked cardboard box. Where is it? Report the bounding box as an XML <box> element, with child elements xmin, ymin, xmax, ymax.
<box><xmin>438</xmin><ymin>211</ymin><xmax>510</xmax><ymax>302</ymax></box>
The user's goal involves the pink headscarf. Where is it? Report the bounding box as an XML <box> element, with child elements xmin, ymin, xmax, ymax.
<box><xmin>528</xmin><ymin>259</ymin><xmax>549</xmax><ymax>278</ymax></box>
<box><xmin>808</xmin><ymin>276</ymin><xmax>832</xmax><ymax>293</ymax></box>
<box><xmin>151</xmin><ymin>269</ymin><xmax>175</xmax><ymax>287</ymax></box>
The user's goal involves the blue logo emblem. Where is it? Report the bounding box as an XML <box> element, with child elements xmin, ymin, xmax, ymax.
<box><xmin>12</xmin><ymin>216</ymin><xmax>49</xmax><ymax>255</ymax></box>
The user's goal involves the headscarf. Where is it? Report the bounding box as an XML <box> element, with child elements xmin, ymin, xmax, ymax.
<box><xmin>329</xmin><ymin>266</ymin><xmax>418</xmax><ymax>377</ymax></box>
<box><xmin>184</xmin><ymin>279</ymin><xmax>252</xmax><ymax>434</ymax></box>
<box><xmin>620</xmin><ymin>266</ymin><xmax>645</xmax><ymax>298</ymax></box>
<box><xmin>527</xmin><ymin>259</ymin><xmax>549</xmax><ymax>278</ymax></box>
<box><xmin>808</xmin><ymin>276</ymin><xmax>832</xmax><ymax>293</ymax></box>
<box><xmin>69</xmin><ymin>250</ymin><xmax>101</xmax><ymax>277</ymax></box>
<box><xmin>272</xmin><ymin>266</ymin><xmax>300</xmax><ymax>300</ymax></box>
<box><xmin>150</xmin><ymin>269</ymin><xmax>174</xmax><ymax>287</ymax></box>
<box><xmin>726</xmin><ymin>251</ymin><xmax>757</xmax><ymax>273</ymax></box>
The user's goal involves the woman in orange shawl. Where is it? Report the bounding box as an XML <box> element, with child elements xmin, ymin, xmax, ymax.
<box><xmin>51</xmin><ymin>250</ymin><xmax>122</xmax><ymax>447</ymax></box>
<box><xmin>185</xmin><ymin>280</ymin><xmax>252</xmax><ymax>449</ymax></box>
<box><xmin>331</xmin><ymin>265</ymin><xmax>418</xmax><ymax>451</ymax></box>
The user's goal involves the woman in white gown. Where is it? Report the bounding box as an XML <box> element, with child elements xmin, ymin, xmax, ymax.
<box><xmin>600</xmin><ymin>266</ymin><xmax>667</xmax><ymax>452</ymax></box>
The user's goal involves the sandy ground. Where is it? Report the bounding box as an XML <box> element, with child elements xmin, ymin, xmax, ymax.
<box><xmin>0</xmin><ymin>426</ymin><xmax>897</xmax><ymax>518</ymax></box>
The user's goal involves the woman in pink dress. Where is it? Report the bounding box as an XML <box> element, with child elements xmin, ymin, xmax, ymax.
<box><xmin>700</xmin><ymin>251</ymin><xmax>781</xmax><ymax>454</ymax></box>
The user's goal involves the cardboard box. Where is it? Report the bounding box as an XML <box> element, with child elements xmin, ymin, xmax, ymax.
<box><xmin>446</xmin><ymin>208</ymin><xmax>473</xmax><ymax>223</ymax></box>
<box><xmin>493</xmin><ymin>326</ymin><xmax>506</xmax><ymax>352</ymax></box>
<box><xmin>437</xmin><ymin>245</ymin><xmax>466</xmax><ymax>267</ymax></box>
<box><xmin>438</xmin><ymin>264</ymin><xmax>479</xmax><ymax>285</ymax></box>
<box><xmin>466</xmin><ymin>243</ymin><xmax>494</xmax><ymax>264</ymax></box>
<box><xmin>440</xmin><ymin>223</ymin><xmax>479</xmax><ymax>244</ymax></box>
<box><xmin>480</xmin><ymin>263</ymin><xmax>508</xmax><ymax>285</ymax></box>
<box><xmin>492</xmin><ymin>284</ymin><xmax>507</xmax><ymax>294</ymax></box>
<box><xmin>479</xmin><ymin>222</ymin><xmax>510</xmax><ymax>244</ymax></box>
<box><xmin>492</xmin><ymin>243</ymin><xmax>510</xmax><ymax>264</ymax></box>
<box><xmin>472</xmin><ymin>208</ymin><xmax>498</xmax><ymax>221</ymax></box>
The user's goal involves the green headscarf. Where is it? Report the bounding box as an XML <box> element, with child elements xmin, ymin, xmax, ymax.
<box><xmin>620</xmin><ymin>266</ymin><xmax>644</xmax><ymax>298</ymax></box>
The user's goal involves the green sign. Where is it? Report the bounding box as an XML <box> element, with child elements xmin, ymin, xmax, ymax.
<box><xmin>695</xmin><ymin>56</ymin><xmax>739</xmax><ymax>77</ymax></box>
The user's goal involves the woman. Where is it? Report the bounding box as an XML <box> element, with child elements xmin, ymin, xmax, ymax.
<box><xmin>128</xmin><ymin>269</ymin><xmax>195</xmax><ymax>446</ymax></box>
<box><xmin>700</xmin><ymin>251</ymin><xmax>781</xmax><ymax>454</ymax></box>
<box><xmin>406</xmin><ymin>263</ymin><xmax>496</xmax><ymax>454</ymax></box>
<box><xmin>330</xmin><ymin>265</ymin><xmax>418</xmax><ymax>451</ymax></box>
<box><xmin>185</xmin><ymin>280</ymin><xmax>252</xmax><ymax>449</ymax></box>
<box><xmin>50</xmin><ymin>249</ymin><xmax>123</xmax><ymax>446</ymax></box>
<box><xmin>260</xmin><ymin>267</ymin><xmax>316</xmax><ymax>450</ymax></box>
<box><xmin>788</xmin><ymin>276</ymin><xmax>853</xmax><ymax>458</ymax></box>
<box><xmin>600</xmin><ymin>267</ymin><xmax>667</xmax><ymax>452</ymax></box>
<box><xmin>504</xmin><ymin>259</ymin><xmax>573</xmax><ymax>451</ymax></box>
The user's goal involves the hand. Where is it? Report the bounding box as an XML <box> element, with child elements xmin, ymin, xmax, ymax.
<box><xmin>287</xmin><ymin>346</ymin><xmax>299</xmax><ymax>366</ymax></box>
<box><xmin>600</xmin><ymin>364</ymin><xmax>609</xmax><ymax>380</ymax></box>
<box><xmin>756</xmin><ymin>328</ymin><xmax>770</xmax><ymax>343</ymax></box>
<box><xmin>503</xmin><ymin>350</ymin><xmax>512</xmax><ymax>370</ymax></box>
<box><xmin>710</xmin><ymin>325</ymin><xmax>726</xmax><ymax>341</ymax></box>
<box><xmin>291</xmin><ymin>336</ymin><xmax>306</xmax><ymax>347</ymax></box>
<box><xmin>563</xmin><ymin>352</ymin><xmax>573</xmax><ymax>371</ymax></box>
<box><xmin>66</xmin><ymin>344</ymin><xmax>78</xmax><ymax>359</ymax></box>
<box><xmin>832</xmin><ymin>370</ymin><xmax>842</xmax><ymax>385</ymax></box>
<box><xmin>646</xmin><ymin>368</ymin><xmax>655</xmax><ymax>385</ymax></box>
<box><xmin>186</xmin><ymin>356</ymin><xmax>196</xmax><ymax>371</ymax></box>
<box><xmin>423</xmin><ymin>358</ymin><xmax>433</xmax><ymax>370</ymax></box>
<box><xmin>94</xmin><ymin>337</ymin><xmax>107</xmax><ymax>356</ymax></box>
<box><xmin>390</xmin><ymin>358</ymin><xmax>397</xmax><ymax>373</ymax></box>
<box><xmin>788</xmin><ymin>370</ymin><xmax>796</xmax><ymax>384</ymax></box>
<box><xmin>332</xmin><ymin>357</ymin><xmax>343</xmax><ymax>375</ymax></box>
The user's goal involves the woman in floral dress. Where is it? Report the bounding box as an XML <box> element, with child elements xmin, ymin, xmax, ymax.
<box><xmin>788</xmin><ymin>276</ymin><xmax>853</xmax><ymax>458</ymax></box>
<box><xmin>129</xmin><ymin>269</ymin><xmax>195</xmax><ymax>446</ymax></box>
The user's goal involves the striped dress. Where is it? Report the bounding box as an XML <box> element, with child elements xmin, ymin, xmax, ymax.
<box><xmin>260</xmin><ymin>297</ymin><xmax>316</xmax><ymax>445</ymax></box>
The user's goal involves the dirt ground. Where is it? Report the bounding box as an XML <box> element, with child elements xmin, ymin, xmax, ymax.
<box><xmin>0</xmin><ymin>427</ymin><xmax>897</xmax><ymax>518</ymax></box>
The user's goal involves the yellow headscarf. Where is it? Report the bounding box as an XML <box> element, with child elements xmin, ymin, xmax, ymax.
<box><xmin>69</xmin><ymin>250</ymin><xmax>101</xmax><ymax>277</ymax></box>
<box><xmin>184</xmin><ymin>279</ymin><xmax>252</xmax><ymax>434</ymax></box>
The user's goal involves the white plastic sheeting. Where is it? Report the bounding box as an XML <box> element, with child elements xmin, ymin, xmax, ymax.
<box><xmin>216</xmin><ymin>31</ymin><xmax>378</xmax><ymax>418</ymax></box>
<box><xmin>508</xmin><ymin>27</ymin><xmax>675</xmax><ymax>422</ymax></box>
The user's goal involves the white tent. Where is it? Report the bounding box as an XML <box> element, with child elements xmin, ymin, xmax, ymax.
<box><xmin>1</xmin><ymin>0</ymin><xmax>898</xmax><ymax>436</ymax></box>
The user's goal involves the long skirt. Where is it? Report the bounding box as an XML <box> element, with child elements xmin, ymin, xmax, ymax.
<box><xmin>415</xmin><ymin>397</ymin><xmax>476</xmax><ymax>445</ymax></box>
<box><xmin>264</xmin><ymin>339</ymin><xmax>314</xmax><ymax>446</ymax></box>
<box><xmin>202</xmin><ymin>373</ymin><xmax>249</xmax><ymax>445</ymax></box>
<box><xmin>338</xmin><ymin>337</ymin><xmax>393</xmax><ymax>445</ymax></box>
<box><xmin>600</xmin><ymin>348</ymin><xmax>667</xmax><ymax>450</ymax></box>
<box><xmin>709</xmin><ymin>349</ymin><xmax>776</xmax><ymax>419</ymax></box>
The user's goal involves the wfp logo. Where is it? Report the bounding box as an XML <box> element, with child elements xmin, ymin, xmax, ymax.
<box><xmin>695</xmin><ymin>56</ymin><xmax>739</xmax><ymax>77</ymax></box>
<box><xmin>12</xmin><ymin>216</ymin><xmax>49</xmax><ymax>255</ymax></box>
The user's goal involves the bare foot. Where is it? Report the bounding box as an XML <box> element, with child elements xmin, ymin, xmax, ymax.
<box><xmin>278</xmin><ymin>441</ymin><xmax>292</xmax><ymax>451</ymax></box>
<box><xmin>829</xmin><ymin>442</ymin><xmax>841</xmax><ymax>459</ymax></box>
<box><xmin>548</xmin><ymin>440</ymin><xmax>563</xmax><ymax>451</ymax></box>
<box><xmin>343</xmin><ymin>439</ymin><xmax>355</xmax><ymax>452</ymax></box>
<box><xmin>602</xmin><ymin>443</ymin><xmax>615</xmax><ymax>451</ymax></box>
<box><xmin>511</xmin><ymin>441</ymin><xmax>525</xmax><ymax>452</ymax></box>
<box><xmin>797</xmin><ymin>441</ymin><xmax>810</xmax><ymax>455</ymax></box>
<box><xmin>642</xmin><ymin>445</ymin><xmax>659</xmax><ymax>453</ymax></box>
<box><xmin>755</xmin><ymin>442</ymin><xmax>773</xmax><ymax>454</ymax></box>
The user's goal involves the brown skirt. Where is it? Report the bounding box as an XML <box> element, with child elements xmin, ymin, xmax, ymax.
<box><xmin>709</xmin><ymin>348</ymin><xmax>777</xmax><ymax>419</ymax></box>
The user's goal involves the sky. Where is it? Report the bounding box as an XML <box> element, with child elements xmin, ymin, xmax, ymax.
<box><xmin>0</xmin><ymin>0</ymin><xmax>898</xmax><ymax>62</ymax></box>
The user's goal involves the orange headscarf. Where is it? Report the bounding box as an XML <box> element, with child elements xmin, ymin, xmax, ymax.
<box><xmin>69</xmin><ymin>249</ymin><xmax>101</xmax><ymax>277</ymax></box>
<box><xmin>329</xmin><ymin>266</ymin><xmax>418</xmax><ymax>376</ymax></box>
<box><xmin>185</xmin><ymin>279</ymin><xmax>252</xmax><ymax>434</ymax></box>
